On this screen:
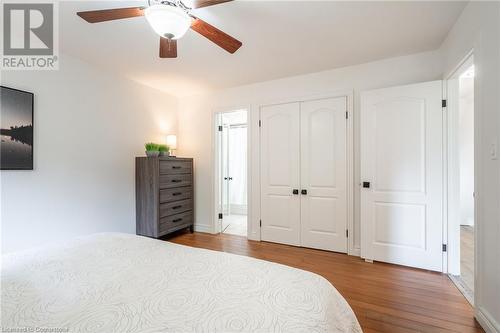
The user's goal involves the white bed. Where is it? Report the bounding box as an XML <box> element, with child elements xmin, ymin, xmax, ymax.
<box><xmin>1</xmin><ymin>233</ymin><xmax>361</xmax><ymax>332</ymax></box>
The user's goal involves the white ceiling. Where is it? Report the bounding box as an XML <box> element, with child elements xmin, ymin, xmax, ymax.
<box><xmin>60</xmin><ymin>1</ymin><xmax>467</xmax><ymax>97</ymax></box>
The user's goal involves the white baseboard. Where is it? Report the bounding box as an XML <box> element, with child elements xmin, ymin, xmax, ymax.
<box><xmin>248</xmin><ymin>231</ymin><xmax>259</xmax><ymax>241</ymax></box>
<box><xmin>349</xmin><ymin>247</ymin><xmax>361</xmax><ymax>257</ymax></box>
<box><xmin>476</xmin><ymin>306</ymin><xmax>500</xmax><ymax>333</ymax></box>
<box><xmin>194</xmin><ymin>224</ymin><xmax>215</xmax><ymax>234</ymax></box>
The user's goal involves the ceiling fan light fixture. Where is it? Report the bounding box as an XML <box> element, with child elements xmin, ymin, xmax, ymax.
<box><xmin>145</xmin><ymin>4</ymin><xmax>191</xmax><ymax>40</ymax></box>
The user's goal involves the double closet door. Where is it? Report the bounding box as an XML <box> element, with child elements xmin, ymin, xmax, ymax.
<box><xmin>260</xmin><ymin>97</ymin><xmax>348</xmax><ymax>253</ymax></box>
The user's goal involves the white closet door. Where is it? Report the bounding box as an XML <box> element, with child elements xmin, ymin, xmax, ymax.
<box><xmin>260</xmin><ymin>103</ymin><xmax>301</xmax><ymax>246</ymax></box>
<box><xmin>361</xmin><ymin>80</ymin><xmax>443</xmax><ymax>271</ymax></box>
<box><xmin>300</xmin><ymin>97</ymin><xmax>348</xmax><ymax>253</ymax></box>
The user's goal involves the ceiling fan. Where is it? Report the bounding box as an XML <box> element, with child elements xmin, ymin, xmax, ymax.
<box><xmin>77</xmin><ymin>0</ymin><xmax>242</xmax><ymax>58</ymax></box>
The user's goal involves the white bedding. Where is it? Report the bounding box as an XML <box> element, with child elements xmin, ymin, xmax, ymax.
<box><xmin>1</xmin><ymin>233</ymin><xmax>361</xmax><ymax>332</ymax></box>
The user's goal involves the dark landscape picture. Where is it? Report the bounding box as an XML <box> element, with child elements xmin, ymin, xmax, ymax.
<box><xmin>1</xmin><ymin>86</ymin><xmax>34</xmax><ymax>170</ymax></box>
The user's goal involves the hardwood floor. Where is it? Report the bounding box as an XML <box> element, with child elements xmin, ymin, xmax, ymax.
<box><xmin>168</xmin><ymin>231</ymin><xmax>484</xmax><ymax>333</ymax></box>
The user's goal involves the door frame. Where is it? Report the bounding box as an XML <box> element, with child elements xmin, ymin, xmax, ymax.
<box><xmin>212</xmin><ymin>108</ymin><xmax>250</xmax><ymax>235</ymax></box>
<box><xmin>443</xmin><ymin>50</ymin><xmax>475</xmax><ymax>277</ymax></box>
<box><xmin>256</xmin><ymin>90</ymin><xmax>355</xmax><ymax>255</ymax></box>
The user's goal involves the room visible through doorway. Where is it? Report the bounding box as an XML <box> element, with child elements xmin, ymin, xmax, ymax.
<box><xmin>447</xmin><ymin>55</ymin><xmax>475</xmax><ymax>304</ymax></box>
<box><xmin>216</xmin><ymin>109</ymin><xmax>248</xmax><ymax>237</ymax></box>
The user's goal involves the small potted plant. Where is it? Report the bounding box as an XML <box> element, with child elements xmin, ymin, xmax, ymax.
<box><xmin>158</xmin><ymin>144</ymin><xmax>170</xmax><ymax>157</ymax></box>
<box><xmin>145</xmin><ymin>142</ymin><xmax>160</xmax><ymax>157</ymax></box>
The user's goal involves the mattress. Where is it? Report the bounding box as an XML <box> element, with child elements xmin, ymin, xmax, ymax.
<box><xmin>1</xmin><ymin>233</ymin><xmax>361</xmax><ymax>332</ymax></box>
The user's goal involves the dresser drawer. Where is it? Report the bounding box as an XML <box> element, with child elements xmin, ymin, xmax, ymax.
<box><xmin>159</xmin><ymin>199</ymin><xmax>193</xmax><ymax>217</ymax></box>
<box><xmin>160</xmin><ymin>161</ymin><xmax>192</xmax><ymax>175</ymax></box>
<box><xmin>160</xmin><ymin>174</ymin><xmax>192</xmax><ymax>189</ymax></box>
<box><xmin>159</xmin><ymin>211</ymin><xmax>193</xmax><ymax>234</ymax></box>
<box><xmin>160</xmin><ymin>186</ymin><xmax>192</xmax><ymax>203</ymax></box>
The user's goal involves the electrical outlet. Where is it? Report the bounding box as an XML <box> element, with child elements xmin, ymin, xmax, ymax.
<box><xmin>491</xmin><ymin>142</ymin><xmax>498</xmax><ymax>160</ymax></box>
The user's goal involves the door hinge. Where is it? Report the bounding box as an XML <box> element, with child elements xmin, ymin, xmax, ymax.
<box><xmin>346</xmin><ymin>229</ymin><xmax>349</xmax><ymax>238</ymax></box>
<box><xmin>259</xmin><ymin>120</ymin><xmax>262</xmax><ymax>127</ymax></box>
<box><xmin>442</xmin><ymin>99</ymin><xmax>447</xmax><ymax>108</ymax></box>
<box><xmin>442</xmin><ymin>244</ymin><xmax>447</xmax><ymax>252</ymax></box>
<box><xmin>218</xmin><ymin>125</ymin><xmax>223</xmax><ymax>132</ymax></box>
<box><xmin>346</xmin><ymin>111</ymin><xmax>348</xmax><ymax>119</ymax></box>
<box><xmin>218</xmin><ymin>213</ymin><xmax>223</xmax><ymax>219</ymax></box>
<box><xmin>259</xmin><ymin>219</ymin><xmax>262</xmax><ymax>227</ymax></box>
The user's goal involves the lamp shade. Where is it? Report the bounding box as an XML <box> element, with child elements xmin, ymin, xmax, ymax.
<box><xmin>166</xmin><ymin>135</ymin><xmax>177</xmax><ymax>150</ymax></box>
<box><xmin>145</xmin><ymin>5</ymin><xmax>191</xmax><ymax>40</ymax></box>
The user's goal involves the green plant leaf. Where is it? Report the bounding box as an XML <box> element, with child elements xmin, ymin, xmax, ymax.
<box><xmin>158</xmin><ymin>144</ymin><xmax>170</xmax><ymax>152</ymax></box>
<box><xmin>145</xmin><ymin>142</ymin><xmax>160</xmax><ymax>151</ymax></box>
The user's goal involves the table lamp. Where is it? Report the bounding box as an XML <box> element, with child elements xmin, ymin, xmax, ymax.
<box><xmin>166</xmin><ymin>134</ymin><xmax>177</xmax><ymax>157</ymax></box>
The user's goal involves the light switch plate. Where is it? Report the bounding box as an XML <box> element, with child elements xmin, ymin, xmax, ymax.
<box><xmin>491</xmin><ymin>142</ymin><xmax>498</xmax><ymax>160</ymax></box>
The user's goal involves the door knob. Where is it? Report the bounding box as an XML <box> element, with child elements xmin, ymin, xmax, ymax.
<box><xmin>229</xmin><ymin>177</ymin><xmax>233</xmax><ymax>180</ymax></box>
<box><xmin>363</xmin><ymin>182</ymin><xmax>371</xmax><ymax>188</ymax></box>
<box><xmin>292</xmin><ymin>189</ymin><xmax>299</xmax><ymax>195</ymax></box>
<box><xmin>301</xmin><ymin>189</ymin><xmax>307</xmax><ymax>195</ymax></box>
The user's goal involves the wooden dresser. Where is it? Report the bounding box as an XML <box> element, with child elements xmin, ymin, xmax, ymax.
<box><xmin>136</xmin><ymin>157</ymin><xmax>194</xmax><ymax>238</ymax></box>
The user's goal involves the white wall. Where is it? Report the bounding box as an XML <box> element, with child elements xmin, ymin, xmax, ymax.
<box><xmin>0</xmin><ymin>53</ymin><xmax>177</xmax><ymax>253</ymax></box>
<box><xmin>177</xmin><ymin>50</ymin><xmax>443</xmax><ymax>251</ymax></box>
<box><xmin>459</xmin><ymin>76</ymin><xmax>474</xmax><ymax>226</ymax></box>
<box><xmin>440</xmin><ymin>2</ymin><xmax>500</xmax><ymax>331</ymax></box>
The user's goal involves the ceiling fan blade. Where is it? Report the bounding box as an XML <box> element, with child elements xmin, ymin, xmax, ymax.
<box><xmin>190</xmin><ymin>18</ymin><xmax>242</xmax><ymax>54</ymax></box>
<box><xmin>190</xmin><ymin>0</ymin><xmax>233</xmax><ymax>9</ymax></box>
<box><xmin>160</xmin><ymin>38</ymin><xmax>178</xmax><ymax>58</ymax></box>
<box><xmin>77</xmin><ymin>7</ymin><xmax>144</xmax><ymax>23</ymax></box>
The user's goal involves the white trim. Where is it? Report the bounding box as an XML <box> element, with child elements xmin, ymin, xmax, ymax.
<box><xmin>256</xmin><ymin>89</ymin><xmax>356</xmax><ymax>255</ymax></box>
<box><xmin>476</xmin><ymin>306</ymin><xmax>500</xmax><ymax>333</ymax></box>
<box><xmin>193</xmin><ymin>224</ymin><xmax>213</xmax><ymax>233</ymax></box>
<box><xmin>444</xmin><ymin>49</ymin><xmax>474</xmax><ymax>82</ymax></box>
<box><xmin>211</xmin><ymin>111</ymin><xmax>221</xmax><ymax>235</ymax></box>
<box><xmin>249</xmin><ymin>104</ymin><xmax>260</xmax><ymax>241</ymax></box>
<box><xmin>472</xmin><ymin>33</ymin><xmax>483</xmax><ymax>324</ymax></box>
<box><xmin>442</xmin><ymin>79</ymin><xmax>449</xmax><ymax>274</ymax></box>
<box><xmin>350</xmin><ymin>248</ymin><xmax>361</xmax><ymax>257</ymax></box>
<box><xmin>345</xmin><ymin>92</ymin><xmax>356</xmax><ymax>256</ymax></box>
<box><xmin>444</xmin><ymin>51</ymin><xmax>475</xmax><ymax>276</ymax></box>
<box><xmin>256</xmin><ymin>89</ymin><xmax>354</xmax><ymax>109</ymax></box>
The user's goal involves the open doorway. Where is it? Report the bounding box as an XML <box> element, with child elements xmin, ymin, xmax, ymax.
<box><xmin>447</xmin><ymin>54</ymin><xmax>475</xmax><ymax>304</ymax></box>
<box><xmin>215</xmin><ymin>109</ymin><xmax>248</xmax><ymax>237</ymax></box>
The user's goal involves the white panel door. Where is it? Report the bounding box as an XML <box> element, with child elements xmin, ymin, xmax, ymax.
<box><xmin>260</xmin><ymin>103</ymin><xmax>301</xmax><ymax>246</ymax></box>
<box><xmin>300</xmin><ymin>97</ymin><xmax>348</xmax><ymax>252</ymax></box>
<box><xmin>361</xmin><ymin>80</ymin><xmax>443</xmax><ymax>271</ymax></box>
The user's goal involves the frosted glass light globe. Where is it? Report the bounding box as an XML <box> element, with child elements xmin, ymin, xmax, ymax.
<box><xmin>145</xmin><ymin>5</ymin><xmax>191</xmax><ymax>40</ymax></box>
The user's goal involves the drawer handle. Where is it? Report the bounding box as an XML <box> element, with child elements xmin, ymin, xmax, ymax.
<box><xmin>171</xmin><ymin>179</ymin><xmax>182</xmax><ymax>183</ymax></box>
<box><xmin>172</xmin><ymin>166</ymin><xmax>182</xmax><ymax>169</ymax></box>
<box><xmin>172</xmin><ymin>218</ymin><xmax>183</xmax><ymax>223</ymax></box>
<box><xmin>172</xmin><ymin>205</ymin><xmax>182</xmax><ymax>210</ymax></box>
<box><xmin>172</xmin><ymin>192</ymin><xmax>182</xmax><ymax>196</ymax></box>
